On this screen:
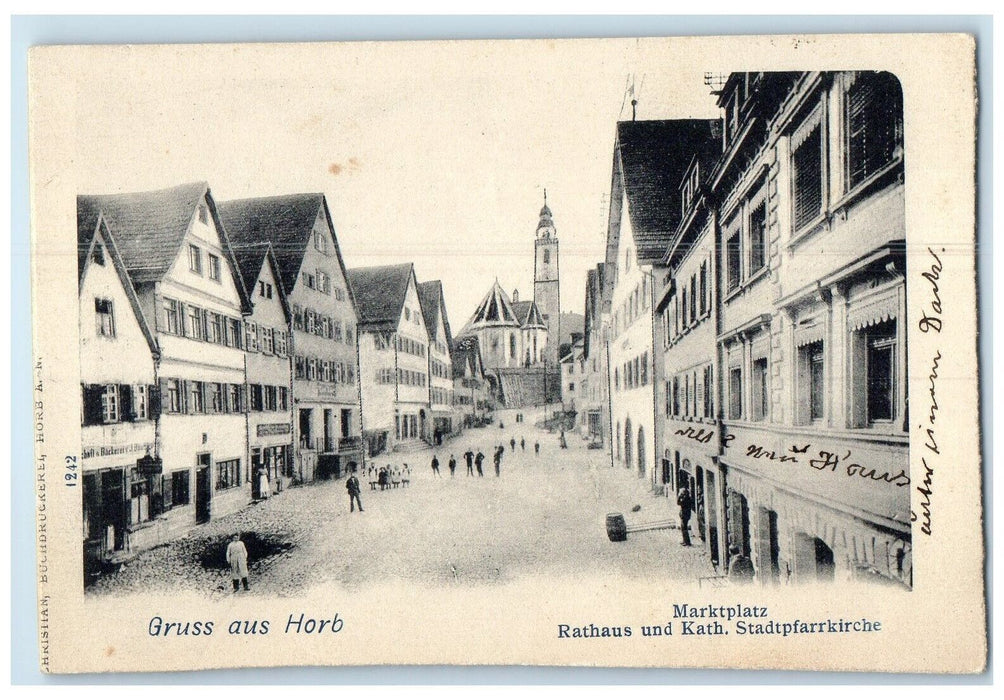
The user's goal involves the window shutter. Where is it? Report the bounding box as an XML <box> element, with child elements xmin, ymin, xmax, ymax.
<box><xmin>792</xmin><ymin>125</ymin><xmax>823</xmax><ymax>229</ymax></box>
<box><xmin>178</xmin><ymin>303</ymin><xmax>187</xmax><ymax>337</ymax></box>
<box><xmin>149</xmin><ymin>383</ymin><xmax>162</xmax><ymax>418</ymax></box>
<box><xmin>119</xmin><ymin>384</ymin><xmax>134</xmax><ymax>422</ymax></box>
<box><xmin>82</xmin><ymin>384</ymin><xmax>104</xmax><ymax>426</ymax></box>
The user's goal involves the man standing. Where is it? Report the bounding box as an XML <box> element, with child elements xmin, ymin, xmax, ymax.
<box><xmin>448</xmin><ymin>454</ymin><xmax>457</xmax><ymax>477</ymax></box>
<box><xmin>475</xmin><ymin>450</ymin><xmax>485</xmax><ymax>477</ymax></box>
<box><xmin>226</xmin><ymin>534</ymin><xmax>249</xmax><ymax>592</ymax></box>
<box><xmin>677</xmin><ymin>486</ymin><xmax>694</xmax><ymax>547</ymax></box>
<box><xmin>493</xmin><ymin>446</ymin><xmax>502</xmax><ymax>477</ymax></box>
<box><xmin>534</xmin><ymin>441</ymin><xmax>540</xmax><ymax>456</ymax></box>
<box><xmin>510</xmin><ymin>437</ymin><xmax>516</xmax><ymax>452</ymax></box>
<box><xmin>464</xmin><ymin>449</ymin><xmax>475</xmax><ymax>476</ymax></box>
<box><xmin>520</xmin><ymin>437</ymin><xmax>526</xmax><ymax>451</ymax></box>
<box><xmin>431</xmin><ymin>455</ymin><xmax>441</xmax><ymax>477</ymax></box>
<box><xmin>346</xmin><ymin>471</ymin><xmax>364</xmax><ymax>513</ymax></box>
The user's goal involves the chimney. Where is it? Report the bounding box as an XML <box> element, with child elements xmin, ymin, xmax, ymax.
<box><xmin>512</xmin><ymin>288</ymin><xmax>519</xmax><ymax>303</ymax></box>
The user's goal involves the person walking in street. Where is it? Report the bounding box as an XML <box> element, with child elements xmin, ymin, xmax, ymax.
<box><xmin>520</xmin><ymin>437</ymin><xmax>525</xmax><ymax>451</ymax></box>
<box><xmin>464</xmin><ymin>449</ymin><xmax>474</xmax><ymax>476</ymax></box>
<box><xmin>475</xmin><ymin>450</ymin><xmax>485</xmax><ymax>477</ymax></box>
<box><xmin>226</xmin><ymin>533</ymin><xmax>249</xmax><ymax>592</ymax></box>
<box><xmin>727</xmin><ymin>545</ymin><xmax>755</xmax><ymax>584</ymax></box>
<box><xmin>677</xmin><ymin>486</ymin><xmax>694</xmax><ymax>547</ymax></box>
<box><xmin>448</xmin><ymin>454</ymin><xmax>457</xmax><ymax>477</ymax></box>
<box><xmin>510</xmin><ymin>437</ymin><xmax>516</xmax><ymax>452</ymax></box>
<box><xmin>534</xmin><ymin>440</ymin><xmax>540</xmax><ymax>456</ymax></box>
<box><xmin>493</xmin><ymin>446</ymin><xmax>503</xmax><ymax>477</ymax></box>
<box><xmin>346</xmin><ymin>470</ymin><xmax>364</xmax><ymax>513</ymax></box>
<box><xmin>431</xmin><ymin>455</ymin><xmax>441</xmax><ymax>477</ymax></box>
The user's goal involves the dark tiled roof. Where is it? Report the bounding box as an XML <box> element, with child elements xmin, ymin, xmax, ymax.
<box><xmin>78</xmin><ymin>181</ymin><xmax>210</xmax><ymax>285</ymax></box>
<box><xmin>76</xmin><ymin>202</ymin><xmax>160</xmax><ymax>357</ymax></box>
<box><xmin>216</xmin><ymin>194</ymin><xmax>323</xmax><ymax>295</ymax></box>
<box><xmin>231</xmin><ymin>242</ymin><xmax>270</xmax><ymax>299</ymax></box>
<box><xmin>452</xmin><ymin>335</ymin><xmax>483</xmax><ymax>378</ymax></box>
<box><xmin>346</xmin><ymin>263</ymin><xmax>414</xmax><ymax>332</ymax></box>
<box><xmin>512</xmin><ymin>300</ymin><xmax>546</xmax><ymax>329</ymax></box>
<box><xmin>77</xmin><ymin>197</ymin><xmax>103</xmax><ymax>285</ymax></box>
<box><xmin>232</xmin><ymin>242</ymin><xmax>292</xmax><ymax>323</ymax></box>
<box><xmin>461</xmin><ymin>281</ymin><xmax>520</xmax><ymax>334</ymax></box>
<box><xmin>417</xmin><ymin>280</ymin><xmax>454</xmax><ymax>347</ymax></box>
<box><xmin>614</xmin><ymin>120</ymin><xmax>721</xmax><ymax>263</ymax></box>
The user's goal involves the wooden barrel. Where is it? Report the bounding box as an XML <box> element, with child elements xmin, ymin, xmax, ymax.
<box><xmin>606</xmin><ymin>513</ymin><xmax>627</xmax><ymax>542</ymax></box>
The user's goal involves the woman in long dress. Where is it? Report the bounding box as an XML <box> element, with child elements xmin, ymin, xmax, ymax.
<box><xmin>258</xmin><ymin>467</ymin><xmax>271</xmax><ymax>499</ymax></box>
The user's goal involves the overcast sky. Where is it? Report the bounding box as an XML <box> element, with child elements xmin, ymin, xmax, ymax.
<box><xmin>72</xmin><ymin>39</ymin><xmax>722</xmax><ymax>332</ymax></box>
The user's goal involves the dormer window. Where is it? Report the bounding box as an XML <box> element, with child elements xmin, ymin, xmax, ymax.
<box><xmin>91</xmin><ymin>243</ymin><xmax>105</xmax><ymax>266</ymax></box>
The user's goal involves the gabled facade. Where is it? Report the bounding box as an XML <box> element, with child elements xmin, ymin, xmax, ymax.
<box><xmin>233</xmin><ymin>243</ymin><xmax>294</xmax><ymax>496</ymax></box>
<box><xmin>77</xmin><ymin>203</ymin><xmax>161</xmax><ymax>581</ymax></box>
<box><xmin>452</xmin><ymin>336</ymin><xmax>491</xmax><ymax>427</ymax></box>
<box><xmin>580</xmin><ymin>263</ymin><xmax>608</xmax><ymax>444</ymax></box>
<box><xmin>348</xmin><ymin>263</ymin><xmax>432</xmax><ymax>453</ymax></box>
<box><xmin>417</xmin><ymin>280</ymin><xmax>457</xmax><ymax>442</ymax></box>
<box><xmin>81</xmin><ymin>182</ymin><xmax>253</xmax><ymax>534</ymax></box>
<box><xmin>603</xmin><ymin>120</ymin><xmax>719</xmax><ymax>485</ymax></box>
<box><xmin>218</xmin><ymin>194</ymin><xmax>363</xmax><ymax>482</ymax></box>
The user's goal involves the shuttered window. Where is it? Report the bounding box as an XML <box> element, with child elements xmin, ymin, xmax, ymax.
<box><xmin>792</xmin><ymin>124</ymin><xmax>823</xmax><ymax>230</ymax></box>
<box><xmin>846</xmin><ymin>71</ymin><xmax>903</xmax><ymax>190</ymax></box>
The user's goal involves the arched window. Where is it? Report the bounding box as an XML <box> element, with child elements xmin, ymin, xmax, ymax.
<box><xmin>543</xmin><ymin>249</ymin><xmax>550</xmax><ymax>264</ymax></box>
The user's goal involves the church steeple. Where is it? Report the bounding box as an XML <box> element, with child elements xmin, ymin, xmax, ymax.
<box><xmin>537</xmin><ymin>189</ymin><xmax>555</xmax><ymax>238</ymax></box>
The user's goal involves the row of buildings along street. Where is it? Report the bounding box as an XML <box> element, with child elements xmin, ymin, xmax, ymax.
<box><xmin>560</xmin><ymin>71</ymin><xmax>911</xmax><ymax>588</ymax></box>
<box><xmin>79</xmin><ymin>70</ymin><xmax>911</xmax><ymax>591</ymax></box>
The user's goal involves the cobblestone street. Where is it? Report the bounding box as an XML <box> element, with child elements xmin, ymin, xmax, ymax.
<box><xmin>89</xmin><ymin>409</ymin><xmax>717</xmax><ymax>598</ymax></box>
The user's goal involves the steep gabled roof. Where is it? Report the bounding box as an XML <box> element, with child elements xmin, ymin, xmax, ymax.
<box><xmin>232</xmin><ymin>242</ymin><xmax>292</xmax><ymax>323</ymax></box>
<box><xmin>218</xmin><ymin>192</ymin><xmax>358</xmax><ymax>321</ymax></box>
<box><xmin>452</xmin><ymin>335</ymin><xmax>484</xmax><ymax>379</ymax></box>
<box><xmin>346</xmin><ymin>263</ymin><xmax>416</xmax><ymax>332</ymax></box>
<box><xmin>512</xmin><ymin>300</ymin><xmax>546</xmax><ymax>330</ymax></box>
<box><xmin>610</xmin><ymin>120</ymin><xmax>721</xmax><ymax>264</ymax></box>
<box><xmin>78</xmin><ymin>181</ymin><xmax>251</xmax><ymax>311</ymax></box>
<box><xmin>76</xmin><ymin>201</ymin><xmax>160</xmax><ymax>357</ymax></box>
<box><xmin>417</xmin><ymin>280</ymin><xmax>454</xmax><ymax>348</ymax></box>
<box><xmin>460</xmin><ymin>280</ymin><xmax>520</xmax><ymax>335</ymax></box>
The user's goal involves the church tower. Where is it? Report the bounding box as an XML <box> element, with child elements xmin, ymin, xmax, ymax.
<box><xmin>533</xmin><ymin>190</ymin><xmax>560</xmax><ymax>366</ymax></box>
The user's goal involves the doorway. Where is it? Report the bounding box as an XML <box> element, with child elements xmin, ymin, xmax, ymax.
<box><xmin>195</xmin><ymin>453</ymin><xmax>211</xmax><ymax>524</ymax></box>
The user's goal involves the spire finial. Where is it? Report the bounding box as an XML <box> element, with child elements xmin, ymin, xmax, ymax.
<box><xmin>544</xmin><ymin>187</ymin><xmax>547</xmax><ymax>206</ymax></box>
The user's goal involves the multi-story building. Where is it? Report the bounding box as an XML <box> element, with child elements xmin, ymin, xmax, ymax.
<box><xmin>218</xmin><ymin>194</ymin><xmax>363</xmax><ymax>482</ymax></box>
<box><xmin>560</xmin><ymin>334</ymin><xmax>585</xmax><ymax>414</ymax></box>
<box><xmin>81</xmin><ymin>182</ymin><xmax>253</xmax><ymax>531</ymax></box>
<box><xmin>712</xmin><ymin>71</ymin><xmax>910</xmax><ymax>586</ymax></box>
<box><xmin>417</xmin><ymin>279</ymin><xmax>457</xmax><ymax>443</ymax></box>
<box><xmin>654</xmin><ymin>136</ymin><xmax>723</xmax><ymax>565</ymax></box>
<box><xmin>603</xmin><ymin>119</ymin><xmax>719</xmax><ymax>484</ymax></box>
<box><xmin>452</xmin><ymin>336</ymin><xmax>491</xmax><ymax>427</ymax></box>
<box><xmin>232</xmin><ymin>243</ymin><xmax>294</xmax><ymax>496</ymax></box>
<box><xmin>348</xmin><ymin>263</ymin><xmax>432</xmax><ymax>452</ymax></box>
<box><xmin>77</xmin><ymin>201</ymin><xmax>162</xmax><ymax>582</ymax></box>
<box><xmin>580</xmin><ymin>263</ymin><xmax>608</xmax><ymax>445</ymax></box>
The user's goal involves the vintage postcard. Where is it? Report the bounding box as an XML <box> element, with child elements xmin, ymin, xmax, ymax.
<box><xmin>28</xmin><ymin>33</ymin><xmax>984</xmax><ymax>674</ymax></box>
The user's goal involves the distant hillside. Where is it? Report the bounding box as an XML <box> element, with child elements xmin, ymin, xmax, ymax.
<box><xmin>559</xmin><ymin>311</ymin><xmax>584</xmax><ymax>344</ymax></box>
